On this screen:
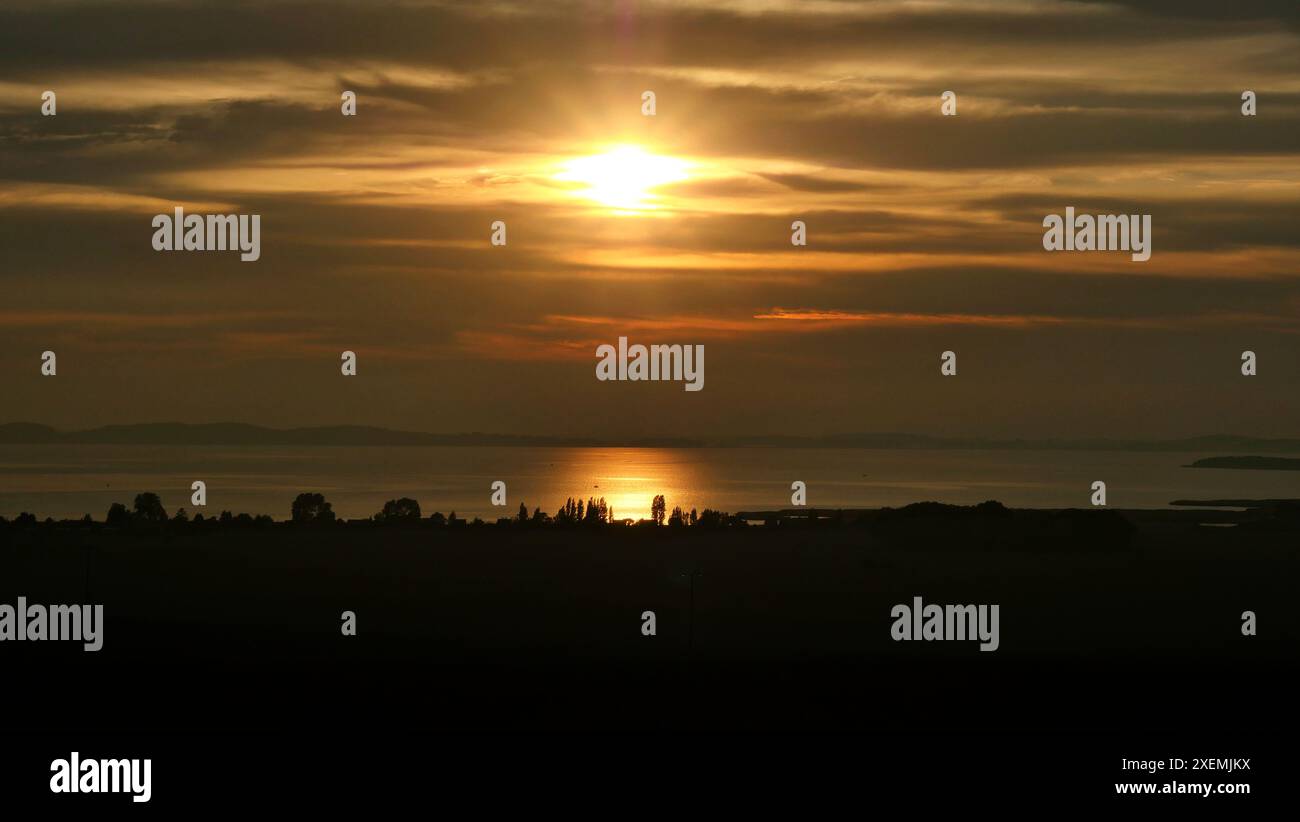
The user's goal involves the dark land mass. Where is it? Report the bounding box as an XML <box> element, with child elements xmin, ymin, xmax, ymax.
<box><xmin>1172</xmin><ymin>498</ymin><xmax>1300</xmax><ymax>508</ymax></box>
<box><xmin>5</xmin><ymin>422</ymin><xmax>1300</xmax><ymax>453</ymax></box>
<box><xmin>1187</xmin><ymin>455</ymin><xmax>1300</xmax><ymax>471</ymax></box>
<box><xmin>2</xmin><ymin>500</ymin><xmax>1295</xmax><ymax>741</ymax></box>
<box><xmin>0</xmin><ymin>422</ymin><xmax>701</xmax><ymax>448</ymax></box>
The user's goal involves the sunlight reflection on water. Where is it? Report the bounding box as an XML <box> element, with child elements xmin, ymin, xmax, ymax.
<box><xmin>0</xmin><ymin>445</ymin><xmax>1295</xmax><ymax>521</ymax></box>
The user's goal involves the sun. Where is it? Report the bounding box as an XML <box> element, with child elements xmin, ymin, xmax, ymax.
<box><xmin>554</xmin><ymin>145</ymin><xmax>689</xmax><ymax>211</ymax></box>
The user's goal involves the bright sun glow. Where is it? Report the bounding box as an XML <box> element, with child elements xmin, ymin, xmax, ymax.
<box><xmin>554</xmin><ymin>146</ymin><xmax>689</xmax><ymax>210</ymax></box>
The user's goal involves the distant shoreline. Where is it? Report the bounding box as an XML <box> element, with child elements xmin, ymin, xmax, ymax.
<box><xmin>4</xmin><ymin>422</ymin><xmax>1300</xmax><ymax>453</ymax></box>
<box><xmin>1186</xmin><ymin>456</ymin><xmax>1300</xmax><ymax>471</ymax></box>
<box><xmin>4</xmin><ymin>497</ymin><xmax>1298</xmax><ymax>528</ymax></box>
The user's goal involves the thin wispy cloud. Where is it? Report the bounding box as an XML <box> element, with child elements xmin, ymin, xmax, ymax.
<box><xmin>1</xmin><ymin>0</ymin><xmax>1297</xmax><ymax>437</ymax></box>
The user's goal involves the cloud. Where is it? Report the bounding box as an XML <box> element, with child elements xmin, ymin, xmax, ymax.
<box><xmin>1</xmin><ymin>0</ymin><xmax>1299</xmax><ymax>437</ymax></box>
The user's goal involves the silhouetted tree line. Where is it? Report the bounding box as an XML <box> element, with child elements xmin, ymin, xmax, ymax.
<box><xmin>0</xmin><ymin>493</ymin><xmax>1168</xmax><ymax>551</ymax></box>
<box><xmin>354</xmin><ymin>492</ymin><xmax>736</xmax><ymax>530</ymax></box>
<box><xmin>0</xmin><ymin>491</ymin><xmax>739</xmax><ymax>530</ymax></box>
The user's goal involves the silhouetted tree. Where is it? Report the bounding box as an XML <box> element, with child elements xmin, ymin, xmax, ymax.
<box><xmin>106</xmin><ymin>502</ymin><xmax>130</xmax><ymax>527</ymax></box>
<box><xmin>173</xmin><ymin>507</ymin><xmax>189</xmax><ymax>523</ymax></box>
<box><xmin>668</xmin><ymin>505</ymin><xmax>685</xmax><ymax>527</ymax></box>
<box><xmin>429</xmin><ymin>511</ymin><xmax>447</xmax><ymax>527</ymax></box>
<box><xmin>379</xmin><ymin>497</ymin><xmax>421</xmax><ymax>522</ymax></box>
<box><xmin>651</xmin><ymin>495</ymin><xmax>666</xmax><ymax>526</ymax></box>
<box><xmin>695</xmin><ymin>509</ymin><xmax>727</xmax><ymax>528</ymax></box>
<box><xmin>555</xmin><ymin>498</ymin><xmax>580</xmax><ymax>525</ymax></box>
<box><xmin>133</xmin><ymin>492</ymin><xmax>168</xmax><ymax>523</ymax></box>
<box><xmin>292</xmin><ymin>492</ymin><xmax>336</xmax><ymax>524</ymax></box>
<box><xmin>581</xmin><ymin>496</ymin><xmax>607</xmax><ymax>525</ymax></box>
<box><xmin>518</xmin><ymin>502</ymin><xmax>529</xmax><ymax>523</ymax></box>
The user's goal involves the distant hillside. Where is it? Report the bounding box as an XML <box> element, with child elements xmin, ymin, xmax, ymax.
<box><xmin>715</xmin><ymin>433</ymin><xmax>1300</xmax><ymax>452</ymax></box>
<box><xmin>0</xmin><ymin>423</ymin><xmax>702</xmax><ymax>448</ymax></box>
<box><xmin>1186</xmin><ymin>456</ymin><xmax>1300</xmax><ymax>471</ymax></box>
<box><xmin>1</xmin><ymin>423</ymin><xmax>1299</xmax><ymax>452</ymax></box>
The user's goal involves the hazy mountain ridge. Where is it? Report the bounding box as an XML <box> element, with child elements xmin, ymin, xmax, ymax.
<box><xmin>0</xmin><ymin>423</ymin><xmax>703</xmax><ymax>448</ymax></box>
<box><xmin>3</xmin><ymin>423</ymin><xmax>1300</xmax><ymax>452</ymax></box>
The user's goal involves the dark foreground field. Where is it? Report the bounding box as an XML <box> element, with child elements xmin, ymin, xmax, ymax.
<box><xmin>2</xmin><ymin>505</ymin><xmax>1295</xmax><ymax>737</ymax></box>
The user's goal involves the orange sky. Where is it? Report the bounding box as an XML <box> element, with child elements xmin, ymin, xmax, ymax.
<box><xmin>1</xmin><ymin>0</ymin><xmax>1299</xmax><ymax>438</ymax></box>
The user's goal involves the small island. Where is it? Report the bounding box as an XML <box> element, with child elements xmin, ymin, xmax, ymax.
<box><xmin>1186</xmin><ymin>456</ymin><xmax>1300</xmax><ymax>471</ymax></box>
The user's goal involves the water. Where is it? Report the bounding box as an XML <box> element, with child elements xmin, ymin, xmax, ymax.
<box><xmin>0</xmin><ymin>445</ymin><xmax>1296</xmax><ymax>521</ymax></box>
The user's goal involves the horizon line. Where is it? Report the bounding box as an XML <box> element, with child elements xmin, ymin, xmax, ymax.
<box><xmin>3</xmin><ymin>421</ymin><xmax>1300</xmax><ymax>450</ymax></box>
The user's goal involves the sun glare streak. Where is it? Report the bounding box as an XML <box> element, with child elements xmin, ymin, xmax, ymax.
<box><xmin>554</xmin><ymin>146</ymin><xmax>689</xmax><ymax>211</ymax></box>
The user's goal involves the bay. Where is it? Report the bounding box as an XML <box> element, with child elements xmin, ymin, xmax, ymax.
<box><xmin>0</xmin><ymin>444</ymin><xmax>1296</xmax><ymax>522</ymax></box>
